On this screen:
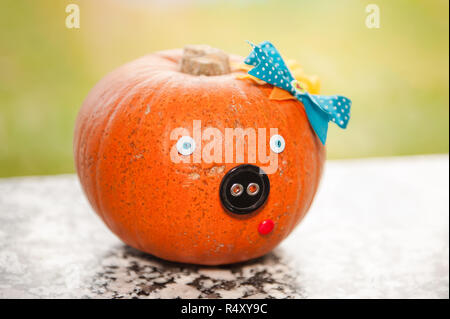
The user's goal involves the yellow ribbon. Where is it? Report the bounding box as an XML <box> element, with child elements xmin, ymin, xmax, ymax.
<box><xmin>233</xmin><ymin>59</ymin><xmax>321</xmax><ymax>100</ymax></box>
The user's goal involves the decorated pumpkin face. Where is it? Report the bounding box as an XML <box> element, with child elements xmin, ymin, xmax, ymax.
<box><xmin>74</xmin><ymin>44</ymin><xmax>328</xmax><ymax>265</ymax></box>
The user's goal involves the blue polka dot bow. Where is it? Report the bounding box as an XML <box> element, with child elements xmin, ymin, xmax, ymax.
<box><xmin>244</xmin><ymin>41</ymin><xmax>351</xmax><ymax>145</ymax></box>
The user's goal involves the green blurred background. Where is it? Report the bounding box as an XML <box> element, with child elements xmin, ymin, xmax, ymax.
<box><xmin>0</xmin><ymin>0</ymin><xmax>448</xmax><ymax>177</ymax></box>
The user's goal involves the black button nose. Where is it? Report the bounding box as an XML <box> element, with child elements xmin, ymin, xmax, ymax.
<box><xmin>219</xmin><ymin>164</ymin><xmax>270</xmax><ymax>215</ymax></box>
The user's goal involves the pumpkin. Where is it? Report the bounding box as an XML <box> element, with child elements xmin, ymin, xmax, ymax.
<box><xmin>74</xmin><ymin>45</ymin><xmax>325</xmax><ymax>265</ymax></box>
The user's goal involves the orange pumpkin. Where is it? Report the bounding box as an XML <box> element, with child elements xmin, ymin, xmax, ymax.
<box><xmin>74</xmin><ymin>46</ymin><xmax>325</xmax><ymax>265</ymax></box>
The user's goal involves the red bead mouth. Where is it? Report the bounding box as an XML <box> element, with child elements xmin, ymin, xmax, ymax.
<box><xmin>258</xmin><ymin>219</ymin><xmax>274</xmax><ymax>235</ymax></box>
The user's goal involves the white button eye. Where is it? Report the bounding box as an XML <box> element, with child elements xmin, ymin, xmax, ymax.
<box><xmin>270</xmin><ymin>134</ymin><xmax>285</xmax><ymax>153</ymax></box>
<box><xmin>176</xmin><ymin>136</ymin><xmax>196</xmax><ymax>156</ymax></box>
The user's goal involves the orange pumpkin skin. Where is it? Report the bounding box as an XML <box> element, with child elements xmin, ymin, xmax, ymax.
<box><xmin>74</xmin><ymin>49</ymin><xmax>325</xmax><ymax>265</ymax></box>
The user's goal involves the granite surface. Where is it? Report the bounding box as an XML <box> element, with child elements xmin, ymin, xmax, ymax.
<box><xmin>0</xmin><ymin>155</ymin><xmax>448</xmax><ymax>299</ymax></box>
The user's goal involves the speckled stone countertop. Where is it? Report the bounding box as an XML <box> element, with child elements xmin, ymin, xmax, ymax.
<box><xmin>0</xmin><ymin>155</ymin><xmax>448</xmax><ymax>299</ymax></box>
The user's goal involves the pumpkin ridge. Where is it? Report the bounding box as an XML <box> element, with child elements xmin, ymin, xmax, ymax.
<box><xmin>92</xmin><ymin>78</ymin><xmax>150</xmax><ymax>242</ymax></box>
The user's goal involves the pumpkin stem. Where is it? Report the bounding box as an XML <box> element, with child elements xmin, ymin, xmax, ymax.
<box><xmin>180</xmin><ymin>45</ymin><xmax>230</xmax><ymax>76</ymax></box>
